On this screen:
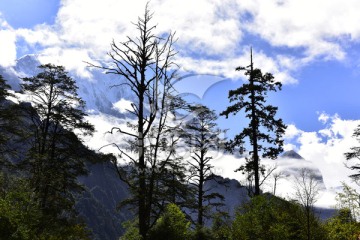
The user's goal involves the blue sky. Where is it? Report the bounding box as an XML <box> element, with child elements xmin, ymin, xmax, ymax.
<box><xmin>2</xmin><ymin>0</ymin><xmax>360</xmax><ymax>195</ymax></box>
<box><xmin>0</xmin><ymin>0</ymin><xmax>59</xmax><ymax>28</ymax></box>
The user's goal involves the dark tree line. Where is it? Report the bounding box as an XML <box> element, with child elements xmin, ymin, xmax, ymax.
<box><xmin>0</xmin><ymin>75</ymin><xmax>21</xmax><ymax>168</ymax></box>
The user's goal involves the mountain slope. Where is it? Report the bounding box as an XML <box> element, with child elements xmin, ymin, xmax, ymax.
<box><xmin>77</xmin><ymin>161</ymin><xmax>131</xmax><ymax>240</ymax></box>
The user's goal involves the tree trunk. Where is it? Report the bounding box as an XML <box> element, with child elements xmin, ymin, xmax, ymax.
<box><xmin>249</xmin><ymin>49</ymin><xmax>260</xmax><ymax>196</ymax></box>
<box><xmin>198</xmin><ymin>162</ymin><xmax>204</xmax><ymax>227</ymax></box>
<box><xmin>138</xmin><ymin>86</ymin><xmax>148</xmax><ymax>238</ymax></box>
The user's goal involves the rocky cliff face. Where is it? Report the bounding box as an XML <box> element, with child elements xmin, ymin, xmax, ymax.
<box><xmin>77</xmin><ymin>162</ymin><xmax>131</xmax><ymax>240</ymax></box>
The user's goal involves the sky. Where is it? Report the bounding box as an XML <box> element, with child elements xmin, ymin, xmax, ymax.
<box><xmin>2</xmin><ymin>0</ymin><xmax>360</xmax><ymax>207</ymax></box>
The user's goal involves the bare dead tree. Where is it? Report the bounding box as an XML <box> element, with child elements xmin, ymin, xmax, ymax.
<box><xmin>271</xmin><ymin>167</ymin><xmax>286</xmax><ymax>195</ymax></box>
<box><xmin>293</xmin><ymin>168</ymin><xmax>320</xmax><ymax>240</ymax></box>
<box><xmin>88</xmin><ymin>4</ymin><xmax>186</xmax><ymax>238</ymax></box>
<box><xmin>238</xmin><ymin>162</ymin><xmax>277</xmax><ymax>197</ymax></box>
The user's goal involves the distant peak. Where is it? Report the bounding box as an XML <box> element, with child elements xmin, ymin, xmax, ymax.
<box><xmin>281</xmin><ymin>150</ymin><xmax>304</xmax><ymax>159</ymax></box>
<box><xmin>16</xmin><ymin>54</ymin><xmax>38</xmax><ymax>62</ymax></box>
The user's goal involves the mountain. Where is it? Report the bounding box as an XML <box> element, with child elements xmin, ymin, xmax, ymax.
<box><xmin>276</xmin><ymin>150</ymin><xmax>324</xmax><ymax>184</ymax></box>
<box><xmin>77</xmin><ymin>161</ymin><xmax>132</xmax><ymax>240</ymax></box>
<box><xmin>205</xmin><ymin>176</ymin><xmax>249</xmax><ymax>219</ymax></box>
<box><xmin>2</xmin><ymin>55</ymin><xmax>132</xmax><ymax>118</ymax></box>
<box><xmin>281</xmin><ymin>150</ymin><xmax>304</xmax><ymax>159</ymax></box>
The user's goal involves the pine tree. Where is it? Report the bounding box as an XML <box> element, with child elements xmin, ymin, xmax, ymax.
<box><xmin>220</xmin><ymin>49</ymin><xmax>286</xmax><ymax>196</ymax></box>
<box><xmin>148</xmin><ymin>203</ymin><xmax>191</xmax><ymax>240</ymax></box>
<box><xmin>0</xmin><ymin>75</ymin><xmax>12</xmax><ymax>156</ymax></box>
<box><xmin>345</xmin><ymin>126</ymin><xmax>360</xmax><ymax>182</ymax></box>
<box><xmin>0</xmin><ymin>75</ymin><xmax>20</xmax><ymax>169</ymax></box>
<box><xmin>182</xmin><ymin>104</ymin><xmax>225</xmax><ymax>232</ymax></box>
<box><xmin>20</xmin><ymin>64</ymin><xmax>94</xmax><ymax>230</ymax></box>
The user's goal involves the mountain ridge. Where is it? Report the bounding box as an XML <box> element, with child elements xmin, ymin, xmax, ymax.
<box><xmin>281</xmin><ymin>150</ymin><xmax>304</xmax><ymax>160</ymax></box>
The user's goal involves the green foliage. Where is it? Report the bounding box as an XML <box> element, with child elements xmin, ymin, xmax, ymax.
<box><xmin>21</xmin><ymin>63</ymin><xmax>94</xmax><ymax>137</ymax></box>
<box><xmin>345</xmin><ymin>126</ymin><xmax>360</xmax><ymax>182</ymax></box>
<box><xmin>19</xmin><ymin>64</ymin><xmax>95</xmax><ymax>237</ymax></box>
<box><xmin>120</xmin><ymin>220</ymin><xmax>142</xmax><ymax>240</ymax></box>
<box><xmin>0</xmin><ymin>174</ymin><xmax>41</xmax><ymax>239</ymax></box>
<box><xmin>149</xmin><ymin>203</ymin><xmax>191</xmax><ymax>240</ymax></box>
<box><xmin>211</xmin><ymin>212</ymin><xmax>231</xmax><ymax>239</ymax></box>
<box><xmin>0</xmin><ymin>173</ymin><xmax>90</xmax><ymax>240</ymax></box>
<box><xmin>0</xmin><ymin>74</ymin><xmax>11</xmax><ymax>100</ymax></box>
<box><xmin>324</xmin><ymin>183</ymin><xmax>360</xmax><ymax>240</ymax></box>
<box><xmin>231</xmin><ymin>194</ymin><xmax>326</xmax><ymax>240</ymax></box>
<box><xmin>324</xmin><ymin>208</ymin><xmax>360</xmax><ymax>240</ymax></box>
<box><xmin>336</xmin><ymin>182</ymin><xmax>360</xmax><ymax>221</ymax></box>
<box><xmin>192</xmin><ymin>226</ymin><xmax>215</xmax><ymax>240</ymax></box>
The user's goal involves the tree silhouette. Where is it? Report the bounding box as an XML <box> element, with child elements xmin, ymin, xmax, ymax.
<box><xmin>345</xmin><ymin>126</ymin><xmax>360</xmax><ymax>184</ymax></box>
<box><xmin>88</xmin><ymin>4</ymin><xmax>185</xmax><ymax>238</ymax></box>
<box><xmin>21</xmin><ymin>64</ymin><xmax>94</xmax><ymax>232</ymax></box>
<box><xmin>0</xmin><ymin>75</ymin><xmax>20</xmax><ymax>168</ymax></box>
<box><xmin>182</xmin><ymin>104</ymin><xmax>225</xmax><ymax>232</ymax></box>
<box><xmin>220</xmin><ymin>49</ymin><xmax>286</xmax><ymax>196</ymax></box>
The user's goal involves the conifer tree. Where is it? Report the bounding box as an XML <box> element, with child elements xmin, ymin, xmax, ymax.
<box><xmin>0</xmin><ymin>75</ymin><xmax>20</xmax><ymax>168</ymax></box>
<box><xmin>148</xmin><ymin>203</ymin><xmax>191</xmax><ymax>240</ymax></box>
<box><xmin>345</xmin><ymin>126</ymin><xmax>360</xmax><ymax>182</ymax></box>
<box><xmin>220</xmin><ymin>49</ymin><xmax>286</xmax><ymax>196</ymax></box>
<box><xmin>182</xmin><ymin>104</ymin><xmax>225</xmax><ymax>232</ymax></box>
<box><xmin>20</xmin><ymin>64</ymin><xmax>94</xmax><ymax>230</ymax></box>
<box><xmin>0</xmin><ymin>75</ymin><xmax>12</xmax><ymax>157</ymax></box>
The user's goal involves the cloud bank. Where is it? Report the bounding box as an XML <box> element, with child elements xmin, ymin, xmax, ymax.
<box><xmin>2</xmin><ymin>0</ymin><xmax>360</xmax><ymax>84</ymax></box>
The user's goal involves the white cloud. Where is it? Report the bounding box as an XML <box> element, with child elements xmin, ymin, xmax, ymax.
<box><xmin>318</xmin><ymin>112</ymin><xmax>330</xmax><ymax>124</ymax></box>
<box><xmin>80</xmin><ymin>110</ymin><xmax>360</xmax><ymax>209</ymax></box>
<box><xmin>17</xmin><ymin>24</ymin><xmax>60</xmax><ymax>47</ymax></box>
<box><xmin>284</xmin><ymin>124</ymin><xmax>302</xmax><ymax>139</ymax></box>
<box><xmin>112</xmin><ymin>98</ymin><xmax>133</xmax><ymax>114</ymax></box>
<box><xmin>4</xmin><ymin>0</ymin><xmax>360</xmax><ymax>86</ymax></box>
<box><xmin>37</xmin><ymin>47</ymin><xmax>94</xmax><ymax>78</ymax></box>
<box><xmin>9</xmin><ymin>0</ymin><xmax>301</xmax><ymax>84</ymax></box>
<box><xmin>258</xmin><ymin>113</ymin><xmax>360</xmax><ymax>208</ymax></box>
<box><xmin>243</xmin><ymin>0</ymin><xmax>360</xmax><ymax>61</ymax></box>
<box><xmin>152</xmin><ymin>0</ymin><xmax>243</xmax><ymax>56</ymax></box>
<box><xmin>285</xmin><ymin>114</ymin><xmax>360</xmax><ymax>191</ymax></box>
<box><xmin>177</xmin><ymin>48</ymin><xmax>298</xmax><ymax>84</ymax></box>
<box><xmin>81</xmin><ymin>113</ymin><xmax>136</xmax><ymax>157</ymax></box>
<box><xmin>0</xmin><ymin>15</ymin><xmax>17</xmax><ymax>67</ymax></box>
